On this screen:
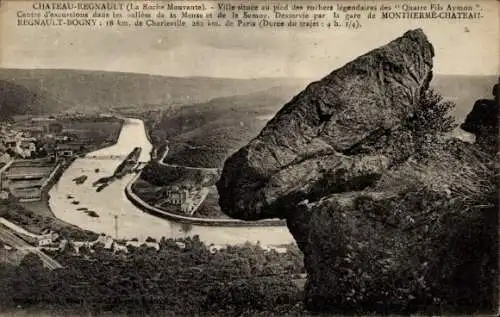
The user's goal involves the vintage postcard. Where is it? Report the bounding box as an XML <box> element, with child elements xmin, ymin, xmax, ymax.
<box><xmin>0</xmin><ymin>0</ymin><xmax>498</xmax><ymax>316</ymax></box>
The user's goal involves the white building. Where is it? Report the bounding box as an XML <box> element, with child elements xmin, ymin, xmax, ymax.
<box><xmin>164</xmin><ymin>187</ymin><xmax>188</xmax><ymax>205</ymax></box>
<box><xmin>17</xmin><ymin>139</ymin><xmax>37</xmax><ymax>159</ymax></box>
<box><xmin>37</xmin><ymin>234</ymin><xmax>53</xmax><ymax>247</ymax></box>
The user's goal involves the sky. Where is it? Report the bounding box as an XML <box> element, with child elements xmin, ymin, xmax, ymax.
<box><xmin>0</xmin><ymin>0</ymin><xmax>498</xmax><ymax>78</ymax></box>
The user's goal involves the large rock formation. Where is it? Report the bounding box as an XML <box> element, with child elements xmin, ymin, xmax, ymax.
<box><xmin>218</xmin><ymin>29</ymin><xmax>434</xmax><ymax>220</ymax></box>
<box><xmin>217</xmin><ymin>29</ymin><xmax>498</xmax><ymax>313</ymax></box>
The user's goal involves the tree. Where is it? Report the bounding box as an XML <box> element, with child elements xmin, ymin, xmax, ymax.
<box><xmin>20</xmin><ymin>252</ymin><xmax>44</xmax><ymax>270</ymax></box>
<box><xmin>405</xmin><ymin>88</ymin><xmax>457</xmax><ymax>158</ymax></box>
<box><xmin>0</xmin><ymin>263</ymin><xmax>15</xmax><ymax>306</ymax></box>
<box><xmin>12</xmin><ymin>253</ymin><xmax>48</xmax><ymax>305</ymax></box>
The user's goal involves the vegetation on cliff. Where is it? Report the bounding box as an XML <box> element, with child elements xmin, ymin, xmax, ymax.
<box><xmin>306</xmin><ymin>82</ymin><xmax>498</xmax><ymax>314</ymax></box>
<box><xmin>297</xmin><ymin>83</ymin><xmax>498</xmax><ymax>314</ymax></box>
<box><xmin>217</xmin><ymin>29</ymin><xmax>498</xmax><ymax>314</ymax></box>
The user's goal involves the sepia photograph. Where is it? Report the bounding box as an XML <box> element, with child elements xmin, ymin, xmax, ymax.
<box><xmin>0</xmin><ymin>0</ymin><xmax>498</xmax><ymax>316</ymax></box>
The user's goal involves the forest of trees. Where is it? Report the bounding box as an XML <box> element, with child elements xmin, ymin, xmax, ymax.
<box><xmin>0</xmin><ymin>236</ymin><xmax>306</xmax><ymax>316</ymax></box>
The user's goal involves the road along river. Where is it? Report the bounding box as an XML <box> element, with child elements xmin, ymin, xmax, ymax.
<box><xmin>48</xmin><ymin>118</ymin><xmax>294</xmax><ymax>246</ymax></box>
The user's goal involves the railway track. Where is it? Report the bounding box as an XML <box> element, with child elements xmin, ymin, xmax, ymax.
<box><xmin>0</xmin><ymin>225</ymin><xmax>62</xmax><ymax>270</ymax></box>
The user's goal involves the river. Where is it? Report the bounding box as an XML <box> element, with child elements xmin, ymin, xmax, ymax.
<box><xmin>48</xmin><ymin>118</ymin><xmax>294</xmax><ymax>246</ymax></box>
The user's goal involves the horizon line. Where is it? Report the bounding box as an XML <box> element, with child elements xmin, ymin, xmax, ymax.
<box><xmin>0</xmin><ymin>66</ymin><xmax>313</xmax><ymax>81</ymax></box>
<box><xmin>0</xmin><ymin>66</ymin><xmax>498</xmax><ymax>79</ymax></box>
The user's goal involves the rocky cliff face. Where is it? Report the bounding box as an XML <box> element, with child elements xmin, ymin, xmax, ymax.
<box><xmin>217</xmin><ymin>29</ymin><xmax>434</xmax><ymax>220</ymax></box>
<box><xmin>217</xmin><ymin>29</ymin><xmax>497</xmax><ymax>313</ymax></box>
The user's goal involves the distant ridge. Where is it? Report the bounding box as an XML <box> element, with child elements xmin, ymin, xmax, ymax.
<box><xmin>0</xmin><ymin>68</ymin><xmax>308</xmax><ymax>119</ymax></box>
<box><xmin>0</xmin><ymin>67</ymin><xmax>313</xmax><ymax>81</ymax></box>
<box><xmin>0</xmin><ymin>68</ymin><xmax>496</xmax><ymax>121</ymax></box>
<box><xmin>0</xmin><ymin>79</ymin><xmax>66</xmax><ymax>118</ymax></box>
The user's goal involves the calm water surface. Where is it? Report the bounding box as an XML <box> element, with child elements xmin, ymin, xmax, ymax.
<box><xmin>48</xmin><ymin>118</ymin><xmax>294</xmax><ymax>246</ymax></box>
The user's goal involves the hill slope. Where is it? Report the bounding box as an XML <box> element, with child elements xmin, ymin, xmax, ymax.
<box><xmin>150</xmin><ymin>75</ymin><xmax>495</xmax><ymax>169</ymax></box>
<box><xmin>0</xmin><ymin>80</ymin><xmax>66</xmax><ymax>119</ymax></box>
<box><xmin>1</xmin><ymin>69</ymin><xmax>494</xmax><ymax>126</ymax></box>
<box><xmin>151</xmin><ymin>84</ymin><xmax>306</xmax><ymax>167</ymax></box>
<box><xmin>0</xmin><ymin>68</ymin><xmax>308</xmax><ymax>117</ymax></box>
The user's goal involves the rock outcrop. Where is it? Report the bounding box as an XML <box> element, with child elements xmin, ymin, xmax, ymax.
<box><xmin>217</xmin><ymin>29</ymin><xmax>434</xmax><ymax>220</ymax></box>
<box><xmin>217</xmin><ymin>29</ymin><xmax>498</xmax><ymax>313</ymax></box>
<box><xmin>461</xmin><ymin>78</ymin><xmax>499</xmax><ymax>155</ymax></box>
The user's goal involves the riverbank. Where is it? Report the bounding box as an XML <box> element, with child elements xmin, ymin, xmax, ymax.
<box><xmin>126</xmin><ymin>172</ymin><xmax>286</xmax><ymax>227</ymax></box>
<box><xmin>45</xmin><ymin>117</ymin><xmax>293</xmax><ymax>246</ymax></box>
<box><xmin>0</xmin><ymin>157</ymin><xmax>98</xmax><ymax>241</ymax></box>
<box><xmin>0</xmin><ymin>117</ymin><xmax>125</xmax><ymax>241</ymax></box>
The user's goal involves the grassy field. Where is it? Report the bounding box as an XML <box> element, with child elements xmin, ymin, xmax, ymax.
<box><xmin>140</xmin><ymin>161</ymin><xmax>219</xmax><ymax>188</ymax></box>
<box><xmin>162</xmin><ymin>142</ymin><xmax>228</xmax><ymax>168</ymax></box>
<box><xmin>193</xmin><ymin>186</ymin><xmax>230</xmax><ymax>219</ymax></box>
<box><xmin>58</xmin><ymin>117</ymin><xmax>123</xmax><ymax>149</ymax></box>
<box><xmin>130</xmin><ymin>179</ymin><xmax>164</xmax><ymax>205</ymax></box>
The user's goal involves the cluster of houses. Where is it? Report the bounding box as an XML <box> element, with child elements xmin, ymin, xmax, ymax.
<box><xmin>0</xmin><ymin>118</ymin><xmax>84</xmax><ymax>161</ymax></box>
<box><xmin>0</xmin><ymin>123</ymin><xmax>39</xmax><ymax>159</ymax></box>
<box><xmin>161</xmin><ymin>186</ymin><xmax>199</xmax><ymax>215</ymax></box>
<box><xmin>0</xmin><ymin>118</ymin><xmax>84</xmax><ymax>202</ymax></box>
<box><xmin>72</xmin><ymin>235</ymin><xmax>162</xmax><ymax>254</ymax></box>
<box><xmin>37</xmin><ymin>230</ymin><xmax>64</xmax><ymax>247</ymax></box>
<box><xmin>0</xmin><ymin>216</ymin><xmax>65</xmax><ymax>249</ymax></box>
